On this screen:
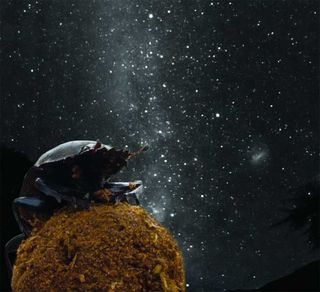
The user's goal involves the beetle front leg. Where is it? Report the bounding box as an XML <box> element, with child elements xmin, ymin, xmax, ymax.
<box><xmin>104</xmin><ymin>181</ymin><xmax>143</xmax><ymax>205</ymax></box>
<box><xmin>103</xmin><ymin>181</ymin><xmax>142</xmax><ymax>193</ymax></box>
<box><xmin>111</xmin><ymin>185</ymin><xmax>142</xmax><ymax>206</ymax></box>
<box><xmin>34</xmin><ymin>177</ymin><xmax>89</xmax><ymax>208</ymax></box>
<box><xmin>124</xmin><ymin>187</ymin><xmax>141</xmax><ymax>206</ymax></box>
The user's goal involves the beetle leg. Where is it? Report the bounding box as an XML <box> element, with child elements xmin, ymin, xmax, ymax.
<box><xmin>104</xmin><ymin>180</ymin><xmax>142</xmax><ymax>193</ymax></box>
<box><xmin>34</xmin><ymin>178</ymin><xmax>63</xmax><ymax>203</ymax></box>
<box><xmin>127</xmin><ymin>145</ymin><xmax>149</xmax><ymax>160</ymax></box>
<box><xmin>124</xmin><ymin>193</ymin><xmax>140</xmax><ymax>206</ymax></box>
<box><xmin>7</xmin><ymin>195</ymin><xmax>59</xmax><ymax>281</ymax></box>
<box><xmin>5</xmin><ymin>233</ymin><xmax>25</xmax><ymax>280</ymax></box>
<box><xmin>13</xmin><ymin>196</ymin><xmax>60</xmax><ymax>235</ymax></box>
<box><xmin>124</xmin><ymin>185</ymin><xmax>142</xmax><ymax>206</ymax></box>
<box><xmin>35</xmin><ymin>178</ymin><xmax>86</xmax><ymax>200</ymax></box>
<box><xmin>111</xmin><ymin>185</ymin><xmax>142</xmax><ymax>206</ymax></box>
<box><xmin>34</xmin><ymin>178</ymin><xmax>89</xmax><ymax>208</ymax></box>
<box><xmin>105</xmin><ymin>181</ymin><xmax>142</xmax><ymax>205</ymax></box>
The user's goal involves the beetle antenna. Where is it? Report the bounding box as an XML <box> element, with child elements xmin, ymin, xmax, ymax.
<box><xmin>127</xmin><ymin>145</ymin><xmax>149</xmax><ymax>160</ymax></box>
<box><xmin>94</xmin><ymin>140</ymin><xmax>102</xmax><ymax>151</ymax></box>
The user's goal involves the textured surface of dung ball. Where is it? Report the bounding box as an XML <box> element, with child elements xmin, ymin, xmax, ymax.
<box><xmin>12</xmin><ymin>203</ymin><xmax>185</xmax><ymax>291</ymax></box>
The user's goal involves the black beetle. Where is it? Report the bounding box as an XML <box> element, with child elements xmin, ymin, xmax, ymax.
<box><xmin>5</xmin><ymin>140</ymin><xmax>148</xmax><ymax>277</ymax></box>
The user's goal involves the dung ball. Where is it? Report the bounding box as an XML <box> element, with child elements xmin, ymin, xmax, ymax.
<box><xmin>12</xmin><ymin>203</ymin><xmax>185</xmax><ymax>292</ymax></box>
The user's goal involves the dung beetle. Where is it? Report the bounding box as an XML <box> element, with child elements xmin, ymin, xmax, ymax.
<box><xmin>5</xmin><ymin>140</ymin><xmax>148</xmax><ymax>277</ymax></box>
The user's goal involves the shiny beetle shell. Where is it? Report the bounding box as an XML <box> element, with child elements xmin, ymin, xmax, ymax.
<box><xmin>35</xmin><ymin>140</ymin><xmax>113</xmax><ymax>167</ymax></box>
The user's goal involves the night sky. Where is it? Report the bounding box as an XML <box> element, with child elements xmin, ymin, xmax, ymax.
<box><xmin>1</xmin><ymin>0</ymin><xmax>319</xmax><ymax>291</ymax></box>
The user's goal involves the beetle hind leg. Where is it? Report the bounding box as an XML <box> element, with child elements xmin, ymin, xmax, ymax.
<box><xmin>6</xmin><ymin>196</ymin><xmax>59</xmax><ymax>280</ymax></box>
<box><xmin>12</xmin><ymin>196</ymin><xmax>59</xmax><ymax>236</ymax></box>
<box><xmin>5</xmin><ymin>233</ymin><xmax>25</xmax><ymax>280</ymax></box>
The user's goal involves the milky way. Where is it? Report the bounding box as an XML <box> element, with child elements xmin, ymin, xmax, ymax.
<box><xmin>1</xmin><ymin>1</ymin><xmax>319</xmax><ymax>290</ymax></box>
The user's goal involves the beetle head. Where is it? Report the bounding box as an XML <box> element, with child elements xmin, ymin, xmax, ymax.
<box><xmin>70</xmin><ymin>142</ymin><xmax>148</xmax><ymax>191</ymax></box>
<box><xmin>70</xmin><ymin>147</ymin><xmax>128</xmax><ymax>191</ymax></box>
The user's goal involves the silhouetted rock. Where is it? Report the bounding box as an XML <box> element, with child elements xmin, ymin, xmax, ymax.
<box><xmin>258</xmin><ymin>260</ymin><xmax>319</xmax><ymax>291</ymax></box>
<box><xmin>276</xmin><ymin>177</ymin><xmax>320</xmax><ymax>249</ymax></box>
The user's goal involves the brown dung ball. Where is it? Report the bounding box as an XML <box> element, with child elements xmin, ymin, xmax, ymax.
<box><xmin>12</xmin><ymin>203</ymin><xmax>185</xmax><ymax>291</ymax></box>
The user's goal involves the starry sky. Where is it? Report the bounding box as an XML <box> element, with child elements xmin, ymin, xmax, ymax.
<box><xmin>1</xmin><ymin>0</ymin><xmax>319</xmax><ymax>291</ymax></box>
